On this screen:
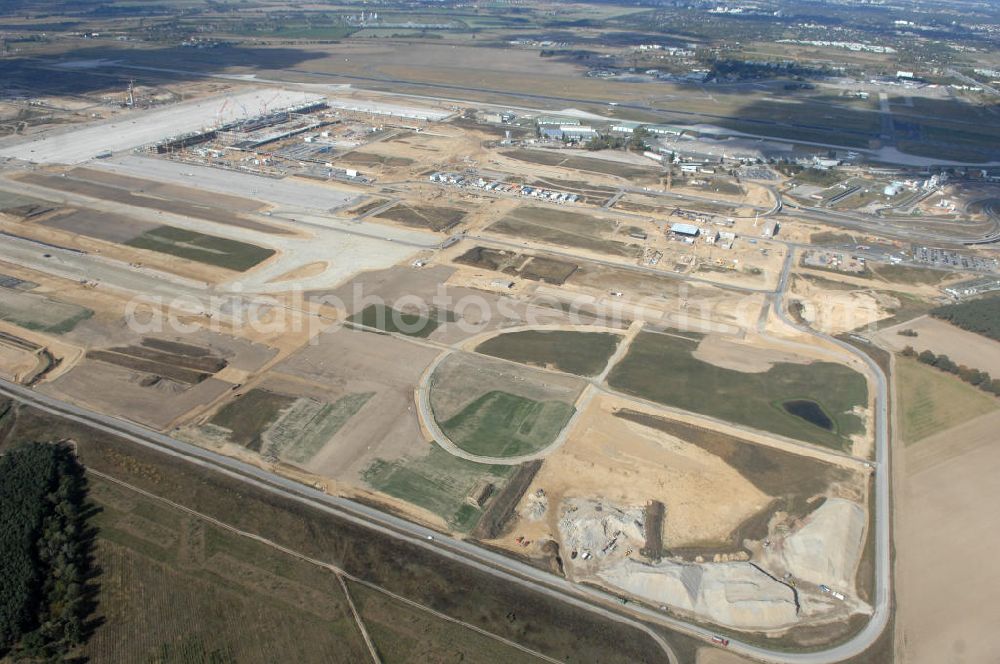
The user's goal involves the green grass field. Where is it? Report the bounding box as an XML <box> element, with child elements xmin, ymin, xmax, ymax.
<box><xmin>126</xmin><ymin>225</ymin><xmax>275</xmax><ymax>271</ymax></box>
<box><xmin>363</xmin><ymin>445</ymin><xmax>514</xmax><ymax>531</ymax></box>
<box><xmin>475</xmin><ymin>330</ymin><xmax>621</xmax><ymax>376</ymax></box>
<box><xmin>440</xmin><ymin>390</ymin><xmax>575</xmax><ymax>457</ymax></box>
<box><xmin>896</xmin><ymin>358</ymin><xmax>998</xmax><ymax>444</ymax></box>
<box><xmin>607</xmin><ymin>331</ymin><xmax>868</xmax><ymax>450</ymax></box>
<box><xmin>348</xmin><ymin>304</ymin><xmax>449</xmax><ymax>338</ymax></box>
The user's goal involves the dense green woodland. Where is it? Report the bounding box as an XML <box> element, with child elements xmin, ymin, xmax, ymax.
<box><xmin>931</xmin><ymin>295</ymin><xmax>1000</xmax><ymax>342</ymax></box>
<box><xmin>0</xmin><ymin>441</ymin><xmax>94</xmax><ymax>661</ymax></box>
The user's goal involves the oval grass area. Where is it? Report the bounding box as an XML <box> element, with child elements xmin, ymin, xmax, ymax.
<box><xmin>474</xmin><ymin>330</ymin><xmax>622</xmax><ymax>377</ymax></box>
<box><xmin>439</xmin><ymin>390</ymin><xmax>575</xmax><ymax>458</ymax></box>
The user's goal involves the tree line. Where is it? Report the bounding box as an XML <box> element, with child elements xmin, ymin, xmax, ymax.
<box><xmin>901</xmin><ymin>346</ymin><xmax>1000</xmax><ymax>395</ymax></box>
<box><xmin>931</xmin><ymin>296</ymin><xmax>1000</xmax><ymax>342</ymax></box>
<box><xmin>0</xmin><ymin>441</ymin><xmax>96</xmax><ymax>661</ymax></box>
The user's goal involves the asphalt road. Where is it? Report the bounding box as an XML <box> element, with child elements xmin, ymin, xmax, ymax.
<box><xmin>770</xmin><ymin>250</ymin><xmax>892</xmax><ymax>662</ymax></box>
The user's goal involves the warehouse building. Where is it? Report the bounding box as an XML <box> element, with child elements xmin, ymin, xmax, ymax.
<box><xmin>670</xmin><ymin>223</ymin><xmax>701</xmax><ymax>237</ymax></box>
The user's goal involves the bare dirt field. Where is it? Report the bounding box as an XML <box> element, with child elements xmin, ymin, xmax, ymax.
<box><xmin>37</xmin><ymin>330</ymin><xmax>277</xmax><ymax>430</ymax></box>
<box><xmin>18</xmin><ymin>170</ymin><xmax>286</xmax><ymax>235</ymax></box>
<box><xmin>0</xmin><ymin>341</ymin><xmax>41</xmax><ymax>382</ymax></box>
<box><xmin>40</xmin><ymin>360</ymin><xmax>234</xmax><ymax>430</ymax></box>
<box><xmin>878</xmin><ymin>315</ymin><xmax>1000</xmax><ymax>377</ymax></box>
<box><xmin>505</xmin><ymin>394</ymin><xmax>772</xmax><ymax>550</ymax></box>
<box><xmin>692</xmin><ymin>334</ymin><xmax>812</xmax><ymax>373</ymax></box>
<box><xmin>895</xmin><ymin>409</ymin><xmax>1000</xmax><ymax>664</ymax></box>
<box><xmin>94</xmin><ymin>156</ymin><xmax>359</xmax><ymax>211</ymax></box>
<box><xmin>269</xmin><ymin>325</ymin><xmax>440</xmax><ymax>483</ymax></box>
<box><xmin>790</xmin><ymin>274</ymin><xmax>899</xmax><ymax>335</ymax></box>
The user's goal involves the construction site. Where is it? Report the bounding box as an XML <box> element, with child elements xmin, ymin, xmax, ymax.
<box><xmin>0</xmin><ymin>67</ymin><xmax>989</xmax><ymax>658</ymax></box>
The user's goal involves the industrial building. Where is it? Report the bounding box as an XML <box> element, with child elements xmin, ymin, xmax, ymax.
<box><xmin>542</xmin><ymin>125</ymin><xmax>598</xmax><ymax>141</ymax></box>
<box><xmin>670</xmin><ymin>223</ymin><xmax>701</xmax><ymax>237</ymax></box>
<box><xmin>537</xmin><ymin>116</ymin><xmax>579</xmax><ymax>126</ymax></box>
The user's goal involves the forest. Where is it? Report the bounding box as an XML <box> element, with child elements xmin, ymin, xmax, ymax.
<box><xmin>0</xmin><ymin>441</ymin><xmax>95</xmax><ymax>661</ymax></box>
<box><xmin>931</xmin><ymin>295</ymin><xmax>1000</xmax><ymax>342</ymax></box>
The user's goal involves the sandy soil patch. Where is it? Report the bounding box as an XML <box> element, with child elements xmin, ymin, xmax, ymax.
<box><xmin>878</xmin><ymin>315</ymin><xmax>1000</xmax><ymax>377</ymax></box>
<box><xmin>0</xmin><ymin>343</ymin><xmax>39</xmax><ymax>382</ymax></box>
<box><xmin>895</xmin><ymin>410</ymin><xmax>1000</xmax><ymax>664</ymax></box>
<box><xmin>697</xmin><ymin>649</ymin><xmax>754</xmax><ymax>664</ymax></box>
<box><xmin>790</xmin><ymin>276</ymin><xmax>895</xmax><ymax>335</ymax></box>
<box><xmin>599</xmin><ymin>558</ymin><xmax>798</xmax><ymax>630</ymax></box>
<box><xmin>267</xmin><ymin>261</ymin><xmax>329</xmax><ymax>283</ymax></box>
<box><xmin>759</xmin><ymin>498</ymin><xmax>866</xmax><ymax>591</ymax></box>
<box><xmin>510</xmin><ymin>394</ymin><xmax>771</xmax><ymax>549</ymax></box>
<box><xmin>39</xmin><ymin>361</ymin><xmax>234</xmax><ymax>430</ymax></box>
<box><xmin>270</xmin><ymin>326</ymin><xmax>441</xmax><ymax>482</ymax></box>
<box><xmin>692</xmin><ymin>334</ymin><xmax>812</xmax><ymax>373</ymax></box>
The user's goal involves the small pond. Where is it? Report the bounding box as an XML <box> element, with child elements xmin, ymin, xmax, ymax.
<box><xmin>782</xmin><ymin>399</ymin><xmax>834</xmax><ymax>431</ymax></box>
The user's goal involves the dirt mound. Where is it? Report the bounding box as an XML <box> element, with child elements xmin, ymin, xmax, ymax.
<box><xmin>599</xmin><ymin>559</ymin><xmax>798</xmax><ymax>630</ymax></box>
<box><xmin>762</xmin><ymin>498</ymin><xmax>865</xmax><ymax>590</ymax></box>
<box><xmin>557</xmin><ymin>498</ymin><xmax>645</xmax><ymax>562</ymax></box>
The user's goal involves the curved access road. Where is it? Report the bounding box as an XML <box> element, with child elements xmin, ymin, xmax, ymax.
<box><xmin>770</xmin><ymin>249</ymin><xmax>892</xmax><ymax>662</ymax></box>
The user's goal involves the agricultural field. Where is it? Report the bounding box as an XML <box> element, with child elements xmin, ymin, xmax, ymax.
<box><xmin>488</xmin><ymin>206</ymin><xmax>641</xmax><ymax>258</ymax></box>
<box><xmin>0</xmin><ymin>189</ymin><xmax>57</xmax><ymax>219</ymax></box>
<box><xmin>0</xmin><ymin>288</ymin><xmax>93</xmax><ymax>334</ymax></box>
<box><xmin>87</xmin><ymin>339</ymin><xmax>228</xmax><ymax>386</ymax></box>
<box><xmin>375</xmin><ymin>203</ymin><xmax>466</xmax><ymax>232</ymax></box>
<box><xmin>896</xmin><ymin>411</ymin><xmax>1000</xmax><ymax>664</ymax></box>
<box><xmin>19</xmin><ymin>171</ymin><xmax>285</xmax><ymax>234</ymax></box>
<box><xmin>454</xmin><ymin>246</ymin><xmax>579</xmax><ymax>285</ymax></box>
<box><xmin>363</xmin><ymin>444</ymin><xmax>515</xmax><ymax>531</ymax></box>
<box><xmin>895</xmin><ymin>357</ymin><xmax>998</xmax><ymax>444</ymax></box>
<box><xmin>41</xmin><ymin>333</ymin><xmax>275</xmax><ymax>430</ymax></box>
<box><xmin>208</xmin><ymin>388</ymin><xmax>297</xmax><ymax>451</ymax></box>
<box><xmin>346</xmin><ymin>581</ymin><xmax>545</xmax><ymax>664</ymax></box>
<box><xmin>337</xmin><ymin>151</ymin><xmax>414</xmax><ymax>168</ymax></box>
<box><xmin>429</xmin><ymin>352</ymin><xmax>585</xmax><ymax>424</ymax></box>
<box><xmin>503</xmin><ymin>149</ymin><xmax>661</xmax><ymax>182</ymax></box>
<box><xmin>21</xmin><ymin>199</ymin><xmax>274</xmax><ymax>272</ymax></box>
<box><xmin>83</xmin><ymin>477</ymin><xmax>371</xmax><ymax>664</ymax></box>
<box><xmin>607</xmin><ymin>330</ymin><xmax>868</xmax><ymax>450</ymax></box>
<box><xmin>263</xmin><ymin>393</ymin><xmax>375</xmax><ymax>464</ymax></box>
<box><xmin>348</xmin><ymin>303</ymin><xmax>450</xmax><ymax>338</ymax></box>
<box><xmin>475</xmin><ymin>329</ymin><xmax>621</xmax><ymax>377</ymax></box>
<box><xmin>877</xmin><ymin>316</ymin><xmax>1000</xmax><ymax>378</ymax></box>
<box><xmin>126</xmin><ymin>225</ymin><xmax>275</xmax><ymax>272</ymax></box>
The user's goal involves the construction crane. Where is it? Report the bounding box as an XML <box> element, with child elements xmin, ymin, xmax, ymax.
<box><xmin>215</xmin><ymin>99</ymin><xmax>230</xmax><ymax>126</ymax></box>
<box><xmin>261</xmin><ymin>92</ymin><xmax>281</xmax><ymax>115</ymax></box>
